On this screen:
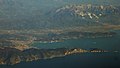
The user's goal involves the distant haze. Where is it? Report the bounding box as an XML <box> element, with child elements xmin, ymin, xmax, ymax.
<box><xmin>0</xmin><ymin>0</ymin><xmax>119</xmax><ymax>30</ymax></box>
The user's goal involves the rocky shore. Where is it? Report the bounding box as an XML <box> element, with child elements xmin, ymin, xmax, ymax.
<box><xmin>0</xmin><ymin>47</ymin><xmax>108</xmax><ymax>65</ymax></box>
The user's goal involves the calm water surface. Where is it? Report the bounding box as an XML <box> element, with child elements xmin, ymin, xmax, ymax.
<box><xmin>32</xmin><ymin>31</ymin><xmax>120</xmax><ymax>51</ymax></box>
<box><xmin>0</xmin><ymin>30</ymin><xmax>120</xmax><ymax>68</ymax></box>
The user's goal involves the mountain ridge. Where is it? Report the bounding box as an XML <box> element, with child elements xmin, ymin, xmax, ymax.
<box><xmin>0</xmin><ymin>0</ymin><xmax>120</xmax><ymax>30</ymax></box>
<box><xmin>0</xmin><ymin>47</ymin><xmax>108</xmax><ymax>65</ymax></box>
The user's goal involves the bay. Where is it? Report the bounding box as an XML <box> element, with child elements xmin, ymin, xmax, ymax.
<box><xmin>32</xmin><ymin>32</ymin><xmax>120</xmax><ymax>51</ymax></box>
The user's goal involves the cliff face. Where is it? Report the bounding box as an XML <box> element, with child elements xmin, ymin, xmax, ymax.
<box><xmin>0</xmin><ymin>47</ymin><xmax>107</xmax><ymax>65</ymax></box>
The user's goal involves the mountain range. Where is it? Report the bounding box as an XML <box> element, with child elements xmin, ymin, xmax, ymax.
<box><xmin>49</xmin><ymin>4</ymin><xmax>120</xmax><ymax>27</ymax></box>
<box><xmin>0</xmin><ymin>0</ymin><xmax>120</xmax><ymax>30</ymax></box>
